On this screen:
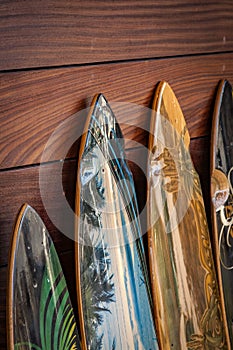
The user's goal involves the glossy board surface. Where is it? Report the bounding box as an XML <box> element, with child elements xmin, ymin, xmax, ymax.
<box><xmin>148</xmin><ymin>82</ymin><xmax>227</xmax><ymax>349</ymax></box>
<box><xmin>7</xmin><ymin>204</ymin><xmax>81</xmax><ymax>350</ymax></box>
<box><xmin>75</xmin><ymin>94</ymin><xmax>158</xmax><ymax>350</ymax></box>
<box><xmin>211</xmin><ymin>79</ymin><xmax>233</xmax><ymax>348</ymax></box>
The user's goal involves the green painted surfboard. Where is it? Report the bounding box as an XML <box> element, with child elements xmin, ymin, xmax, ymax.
<box><xmin>7</xmin><ymin>204</ymin><xmax>81</xmax><ymax>350</ymax></box>
<box><xmin>211</xmin><ymin>79</ymin><xmax>233</xmax><ymax>349</ymax></box>
<box><xmin>75</xmin><ymin>94</ymin><xmax>158</xmax><ymax>350</ymax></box>
<box><xmin>148</xmin><ymin>81</ymin><xmax>227</xmax><ymax>349</ymax></box>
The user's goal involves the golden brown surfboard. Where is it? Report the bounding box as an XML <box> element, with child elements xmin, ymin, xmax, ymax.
<box><xmin>148</xmin><ymin>81</ymin><xmax>227</xmax><ymax>349</ymax></box>
<box><xmin>210</xmin><ymin>79</ymin><xmax>233</xmax><ymax>349</ymax></box>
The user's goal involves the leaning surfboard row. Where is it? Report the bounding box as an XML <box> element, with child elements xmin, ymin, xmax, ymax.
<box><xmin>6</xmin><ymin>81</ymin><xmax>233</xmax><ymax>349</ymax></box>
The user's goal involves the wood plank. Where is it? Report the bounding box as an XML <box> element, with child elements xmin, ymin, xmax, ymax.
<box><xmin>0</xmin><ymin>160</ymin><xmax>77</xmax><ymax>267</ymax></box>
<box><xmin>0</xmin><ymin>266</ymin><xmax>7</xmax><ymax>350</ymax></box>
<box><xmin>0</xmin><ymin>0</ymin><xmax>232</xmax><ymax>70</ymax></box>
<box><xmin>1</xmin><ymin>53</ymin><xmax>233</xmax><ymax>169</ymax></box>
<box><xmin>190</xmin><ymin>137</ymin><xmax>210</xmax><ymax>191</ymax></box>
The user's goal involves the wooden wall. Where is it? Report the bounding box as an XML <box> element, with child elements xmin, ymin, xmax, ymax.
<box><xmin>0</xmin><ymin>1</ymin><xmax>233</xmax><ymax>348</ymax></box>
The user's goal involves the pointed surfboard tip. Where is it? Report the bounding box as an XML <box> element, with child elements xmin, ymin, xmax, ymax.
<box><xmin>75</xmin><ymin>93</ymin><xmax>112</xmax><ymax>350</ymax></box>
<box><xmin>150</xmin><ymin>81</ymin><xmax>190</xmax><ymax>150</ymax></box>
<box><xmin>7</xmin><ymin>203</ymin><xmax>36</xmax><ymax>350</ymax></box>
<box><xmin>7</xmin><ymin>204</ymin><xmax>81</xmax><ymax>350</ymax></box>
<box><xmin>7</xmin><ymin>204</ymin><xmax>51</xmax><ymax>350</ymax></box>
<box><xmin>210</xmin><ymin>79</ymin><xmax>231</xmax><ymax>173</ymax></box>
<box><xmin>78</xmin><ymin>93</ymin><xmax>111</xmax><ymax>155</ymax></box>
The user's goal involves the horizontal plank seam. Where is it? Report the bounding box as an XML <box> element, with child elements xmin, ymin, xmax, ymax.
<box><xmin>0</xmin><ymin>50</ymin><xmax>233</xmax><ymax>74</ymax></box>
<box><xmin>0</xmin><ymin>145</ymin><xmax>149</xmax><ymax>172</ymax></box>
<box><xmin>0</xmin><ymin>264</ymin><xmax>7</xmax><ymax>269</ymax></box>
<box><xmin>189</xmin><ymin>135</ymin><xmax>209</xmax><ymax>141</ymax></box>
<box><xmin>0</xmin><ymin>137</ymin><xmax>208</xmax><ymax>172</ymax></box>
<box><xmin>0</xmin><ymin>158</ymin><xmax>76</xmax><ymax>173</ymax></box>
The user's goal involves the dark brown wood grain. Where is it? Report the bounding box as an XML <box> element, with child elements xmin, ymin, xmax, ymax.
<box><xmin>0</xmin><ymin>266</ymin><xmax>7</xmax><ymax>350</ymax></box>
<box><xmin>0</xmin><ymin>1</ymin><xmax>232</xmax><ymax>348</ymax></box>
<box><xmin>0</xmin><ymin>0</ymin><xmax>232</xmax><ymax>70</ymax></box>
<box><xmin>0</xmin><ymin>159</ymin><xmax>77</xmax><ymax>267</ymax></box>
<box><xmin>1</xmin><ymin>53</ymin><xmax>233</xmax><ymax>169</ymax></box>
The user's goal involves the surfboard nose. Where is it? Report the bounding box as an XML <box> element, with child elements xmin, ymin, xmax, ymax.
<box><xmin>8</xmin><ymin>204</ymin><xmax>81</xmax><ymax>350</ymax></box>
<box><xmin>80</xmin><ymin>93</ymin><xmax>127</xmax><ymax>190</ymax></box>
<box><xmin>151</xmin><ymin>81</ymin><xmax>190</xmax><ymax>150</ymax></box>
<box><xmin>84</xmin><ymin>94</ymin><xmax>123</xmax><ymax>153</ymax></box>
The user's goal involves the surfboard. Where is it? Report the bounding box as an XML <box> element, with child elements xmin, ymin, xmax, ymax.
<box><xmin>210</xmin><ymin>79</ymin><xmax>233</xmax><ymax>349</ymax></box>
<box><xmin>147</xmin><ymin>81</ymin><xmax>227</xmax><ymax>349</ymax></box>
<box><xmin>75</xmin><ymin>94</ymin><xmax>158</xmax><ymax>350</ymax></box>
<box><xmin>7</xmin><ymin>203</ymin><xmax>81</xmax><ymax>350</ymax></box>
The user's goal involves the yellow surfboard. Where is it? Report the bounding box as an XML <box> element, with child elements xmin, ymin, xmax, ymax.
<box><xmin>148</xmin><ymin>82</ymin><xmax>227</xmax><ymax>349</ymax></box>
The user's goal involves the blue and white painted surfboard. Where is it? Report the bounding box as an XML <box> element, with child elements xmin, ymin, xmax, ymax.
<box><xmin>75</xmin><ymin>94</ymin><xmax>158</xmax><ymax>350</ymax></box>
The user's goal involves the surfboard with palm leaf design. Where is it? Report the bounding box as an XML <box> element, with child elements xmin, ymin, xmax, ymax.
<box><xmin>7</xmin><ymin>204</ymin><xmax>81</xmax><ymax>350</ymax></box>
<box><xmin>211</xmin><ymin>79</ymin><xmax>233</xmax><ymax>349</ymax></box>
<box><xmin>75</xmin><ymin>94</ymin><xmax>158</xmax><ymax>349</ymax></box>
<box><xmin>147</xmin><ymin>81</ymin><xmax>227</xmax><ymax>349</ymax></box>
